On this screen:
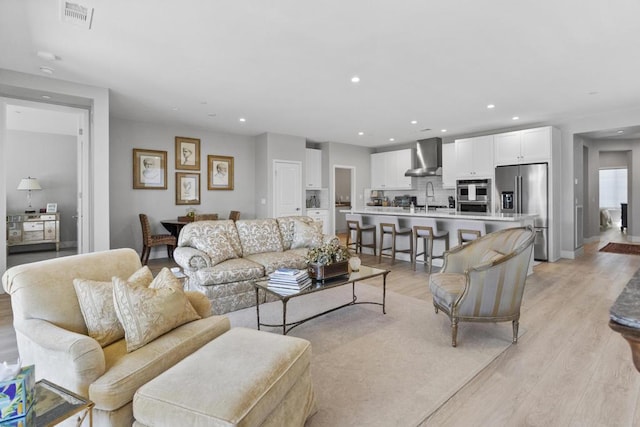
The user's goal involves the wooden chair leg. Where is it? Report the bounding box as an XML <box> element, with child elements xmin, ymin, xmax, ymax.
<box><xmin>451</xmin><ymin>318</ymin><xmax>459</xmax><ymax>347</ymax></box>
<box><xmin>141</xmin><ymin>246</ymin><xmax>150</xmax><ymax>265</ymax></box>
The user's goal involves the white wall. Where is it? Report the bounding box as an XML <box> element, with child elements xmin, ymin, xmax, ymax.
<box><xmin>6</xmin><ymin>130</ymin><xmax>77</xmax><ymax>245</ymax></box>
<box><xmin>109</xmin><ymin>118</ymin><xmax>256</xmax><ymax>257</ymax></box>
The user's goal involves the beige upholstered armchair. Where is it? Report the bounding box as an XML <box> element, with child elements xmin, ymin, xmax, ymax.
<box><xmin>429</xmin><ymin>226</ymin><xmax>535</xmax><ymax>347</ymax></box>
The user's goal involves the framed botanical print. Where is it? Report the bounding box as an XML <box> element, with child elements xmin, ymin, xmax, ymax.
<box><xmin>175</xmin><ymin>136</ymin><xmax>200</xmax><ymax>171</ymax></box>
<box><xmin>133</xmin><ymin>149</ymin><xmax>167</xmax><ymax>189</ymax></box>
<box><xmin>207</xmin><ymin>155</ymin><xmax>234</xmax><ymax>190</ymax></box>
<box><xmin>175</xmin><ymin>172</ymin><xmax>200</xmax><ymax>205</ymax></box>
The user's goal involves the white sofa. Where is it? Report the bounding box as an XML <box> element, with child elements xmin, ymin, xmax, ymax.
<box><xmin>2</xmin><ymin>248</ymin><xmax>230</xmax><ymax>427</ymax></box>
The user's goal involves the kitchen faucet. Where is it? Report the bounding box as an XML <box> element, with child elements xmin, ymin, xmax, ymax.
<box><xmin>426</xmin><ymin>181</ymin><xmax>435</xmax><ymax>206</ymax></box>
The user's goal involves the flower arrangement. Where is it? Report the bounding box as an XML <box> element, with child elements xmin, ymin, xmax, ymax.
<box><xmin>305</xmin><ymin>242</ymin><xmax>351</xmax><ymax>266</ymax></box>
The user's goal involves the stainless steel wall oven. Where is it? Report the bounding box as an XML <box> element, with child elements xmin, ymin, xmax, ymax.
<box><xmin>456</xmin><ymin>179</ymin><xmax>491</xmax><ymax>213</ymax></box>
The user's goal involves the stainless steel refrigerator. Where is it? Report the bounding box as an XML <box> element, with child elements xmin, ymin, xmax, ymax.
<box><xmin>495</xmin><ymin>163</ymin><xmax>548</xmax><ymax>260</ymax></box>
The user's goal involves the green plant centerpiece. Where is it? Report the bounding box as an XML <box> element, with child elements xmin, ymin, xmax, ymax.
<box><xmin>306</xmin><ymin>242</ymin><xmax>351</xmax><ymax>281</ymax></box>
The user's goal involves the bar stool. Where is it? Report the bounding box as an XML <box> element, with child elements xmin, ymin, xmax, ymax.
<box><xmin>345</xmin><ymin>214</ymin><xmax>377</xmax><ymax>255</ymax></box>
<box><xmin>413</xmin><ymin>219</ymin><xmax>449</xmax><ymax>273</ymax></box>
<box><xmin>378</xmin><ymin>216</ymin><xmax>413</xmax><ymax>264</ymax></box>
<box><xmin>455</xmin><ymin>220</ymin><xmax>486</xmax><ymax>246</ymax></box>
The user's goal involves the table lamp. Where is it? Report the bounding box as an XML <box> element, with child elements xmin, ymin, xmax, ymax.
<box><xmin>17</xmin><ymin>177</ymin><xmax>42</xmax><ymax>213</ymax></box>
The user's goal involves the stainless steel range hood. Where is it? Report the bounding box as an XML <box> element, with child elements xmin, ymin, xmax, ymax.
<box><xmin>404</xmin><ymin>137</ymin><xmax>442</xmax><ymax>177</ymax></box>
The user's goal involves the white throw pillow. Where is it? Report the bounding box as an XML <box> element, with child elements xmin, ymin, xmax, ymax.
<box><xmin>191</xmin><ymin>228</ymin><xmax>238</xmax><ymax>266</ymax></box>
<box><xmin>291</xmin><ymin>219</ymin><xmax>323</xmax><ymax>249</ymax></box>
<box><xmin>113</xmin><ymin>268</ymin><xmax>200</xmax><ymax>352</ymax></box>
<box><xmin>73</xmin><ymin>266</ymin><xmax>154</xmax><ymax>347</ymax></box>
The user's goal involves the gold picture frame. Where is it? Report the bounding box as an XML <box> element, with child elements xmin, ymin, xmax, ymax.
<box><xmin>175</xmin><ymin>172</ymin><xmax>200</xmax><ymax>205</ymax></box>
<box><xmin>207</xmin><ymin>155</ymin><xmax>234</xmax><ymax>190</ymax></box>
<box><xmin>133</xmin><ymin>149</ymin><xmax>167</xmax><ymax>189</ymax></box>
<box><xmin>175</xmin><ymin>136</ymin><xmax>200</xmax><ymax>170</ymax></box>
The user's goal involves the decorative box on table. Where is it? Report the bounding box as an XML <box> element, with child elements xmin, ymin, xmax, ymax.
<box><xmin>0</xmin><ymin>408</ymin><xmax>33</xmax><ymax>427</ymax></box>
<box><xmin>0</xmin><ymin>365</ymin><xmax>35</xmax><ymax>423</ymax></box>
<box><xmin>308</xmin><ymin>261</ymin><xmax>349</xmax><ymax>281</ymax></box>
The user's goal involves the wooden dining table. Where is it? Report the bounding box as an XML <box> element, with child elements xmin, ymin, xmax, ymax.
<box><xmin>160</xmin><ymin>219</ymin><xmax>191</xmax><ymax>240</ymax></box>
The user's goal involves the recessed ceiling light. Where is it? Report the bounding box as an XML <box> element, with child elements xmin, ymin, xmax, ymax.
<box><xmin>39</xmin><ymin>66</ymin><xmax>54</xmax><ymax>74</ymax></box>
<box><xmin>239</xmin><ymin>118</ymin><xmax>246</xmax><ymax>122</ymax></box>
<box><xmin>41</xmin><ymin>95</ymin><xmax>51</xmax><ymax>99</ymax></box>
<box><xmin>389</xmin><ymin>138</ymin><xmax>395</xmax><ymax>142</ymax></box>
<box><xmin>441</xmin><ymin>129</ymin><xmax>447</xmax><ymax>133</ymax></box>
<box><xmin>37</xmin><ymin>51</ymin><xmax>57</xmax><ymax>61</ymax></box>
<box><xmin>351</xmin><ymin>76</ymin><xmax>360</xmax><ymax>83</ymax></box>
<box><xmin>617</xmin><ymin>130</ymin><xmax>624</xmax><ymax>134</ymax></box>
<box><xmin>588</xmin><ymin>91</ymin><xmax>599</xmax><ymax>96</ymax></box>
<box><xmin>410</xmin><ymin>120</ymin><xmax>417</xmax><ymax>125</ymax></box>
<box><xmin>487</xmin><ymin>104</ymin><xmax>495</xmax><ymax>109</ymax></box>
<box><xmin>171</xmin><ymin>107</ymin><xmax>179</xmax><ymax>111</ymax></box>
<box><xmin>358</xmin><ymin>131</ymin><xmax>364</xmax><ymax>136</ymax></box>
<box><xmin>512</xmin><ymin>116</ymin><xmax>519</xmax><ymax>120</ymax></box>
<box><xmin>207</xmin><ymin>113</ymin><xmax>216</xmax><ymax>117</ymax></box>
<box><xmin>200</xmin><ymin>101</ymin><xmax>208</xmax><ymax>105</ymax></box>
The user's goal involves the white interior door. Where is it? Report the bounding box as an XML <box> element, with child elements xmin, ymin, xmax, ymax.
<box><xmin>274</xmin><ymin>160</ymin><xmax>302</xmax><ymax>217</ymax></box>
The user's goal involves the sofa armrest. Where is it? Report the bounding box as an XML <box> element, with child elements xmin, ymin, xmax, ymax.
<box><xmin>14</xmin><ymin>319</ymin><xmax>105</xmax><ymax>397</ymax></box>
<box><xmin>174</xmin><ymin>247</ymin><xmax>212</xmax><ymax>271</ymax></box>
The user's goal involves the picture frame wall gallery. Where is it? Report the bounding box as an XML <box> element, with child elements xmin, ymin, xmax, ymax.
<box><xmin>133</xmin><ymin>137</ymin><xmax>234</xmax><ymax>206</ymax></box>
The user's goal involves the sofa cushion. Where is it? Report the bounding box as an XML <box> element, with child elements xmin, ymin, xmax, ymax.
<box><xmin>191</xmin><ymin>228</ymin><xmax>238</xmax><ymax>266</ymax></box>
<box><xmin>73</xmin><ymin>266</ymin><xmax>154</xmax><ymax>347</ymax></box>
<box><xmin>429</xmin><ymin>273</ymin><xmax>466</xmax><ymax>310</ymax></box>
<box><xmin>113</xmin><ymin>268</ymin><xmax>201</xmax><ymax>352</ymax></box>
<box><xmin>195</xmin><ymin>258</ymin><xmax>265</xmax><ymax>286</ymax></box>
<box><xmin>277</xmin><ymin>216</ymin><xmax>316</xmax><ymax>251</ymax></box>
<box><xmin>291</xmin><ymin>219</ymin><xmax>323</xmax><ymax>249</ymax></box>
<box><xmin>91</xmin><ymin>315</ymin><xmax>230</xmax><ymax>411</ymax></box>
<box><xmin>245</xmin><ymin>251</ymin><xmax>307</xmax><ymax>275</ymax></box>
<box><xmin>236</xmin><ymin>219</ymin><xmax>284</xmax><ymax>255</ymax></box>
<box><xmin>179</xmin><ymin>220</ymin><xmax>243</xmax><ymax>257</ymax></box>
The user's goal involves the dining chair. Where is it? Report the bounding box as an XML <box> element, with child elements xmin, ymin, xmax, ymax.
<box><xmin>194</xmin><ymin>213</ymin><xmax>219</xmax><ymax>221</ymax></box>
<box><xmin>139</xmin><ymin>213</ymin><xmax>177</xmax><ymax>265</ymax></box>
<box><xmin>229</xmin><ymin>210</ymin><xmax>241</xmax><ymax>221</ymax></box>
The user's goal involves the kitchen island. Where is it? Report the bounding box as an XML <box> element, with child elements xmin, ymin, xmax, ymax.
<box><xmin>340</xmin><ymin>207</ymin><xmax>537</xmax><ymax>265</ymax></box>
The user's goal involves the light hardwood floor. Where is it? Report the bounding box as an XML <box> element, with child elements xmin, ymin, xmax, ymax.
<box><xmin>1</xmin><ymin>227</ymin><xmax>639</xmax><ymax>426</ymax></box>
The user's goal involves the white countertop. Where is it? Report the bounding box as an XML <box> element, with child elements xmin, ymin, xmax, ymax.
<box><xmin>340</xmin><ymin>207</ymin><xmax>537</xmax><ymax>222</ymax></box>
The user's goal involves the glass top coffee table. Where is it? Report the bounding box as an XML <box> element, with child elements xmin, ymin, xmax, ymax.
<box><xmin>253</xmin><ymin>265</ymin><xmax>390</xmax><ymax>335</ymax></box>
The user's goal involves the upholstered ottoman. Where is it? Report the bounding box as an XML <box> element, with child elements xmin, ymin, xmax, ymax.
<box><xmin>132</xmin><ymin>327</ymin><xmax>317</xmax><ymax>427</ymax></box>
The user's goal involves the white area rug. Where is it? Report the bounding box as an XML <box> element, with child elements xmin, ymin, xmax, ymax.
<box><xmin>226</xmin><ymin>283</ymin><xmax>518</xmax><ymax>426</ymax></box>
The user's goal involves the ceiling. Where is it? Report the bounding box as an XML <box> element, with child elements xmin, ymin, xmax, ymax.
<box><xmin>2</xmin><ymin>0</ymin><xmax>640</xmax><ymax>147</ymax></box>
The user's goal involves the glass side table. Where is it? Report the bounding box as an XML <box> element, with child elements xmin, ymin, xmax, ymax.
<box><xmin>34</xmin><ymin>379</ymin><xmax>94</xmax><ymax>426</ymax></box>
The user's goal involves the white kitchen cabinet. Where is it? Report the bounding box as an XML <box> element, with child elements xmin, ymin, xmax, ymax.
<box><xmin>455</xmin><ymin>135</ymin><xmax>494</xmax><ymax>178</ymax></box>
<box><xmin>305</xmin><ymin>148</ymin><xmax>322</xmax><ymax>189</ymax></box>
<box><xmin>441</xmin><ymin>142</ymin><xmax>456</xmax><ymax>189</ymax></box>
<box><xmin>494</xmin><ymin>127</ymin><xmax>551</xmax><ymax>165</ymax></box>
<box><xmin>370</xmin><ymin>149</ymin><xmax>413</xmax><ymax>190</ymax></box>
<box><xmin>307</xmin><ymin>209</ymin><xmax>329</xmax><ymax>234</ymax></box>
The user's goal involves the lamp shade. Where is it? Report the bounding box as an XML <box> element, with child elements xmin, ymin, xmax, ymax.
<box><xmin>17</xmin><ymin>177</ymin><xmax>42</xmax><ymax>191</ymax></box>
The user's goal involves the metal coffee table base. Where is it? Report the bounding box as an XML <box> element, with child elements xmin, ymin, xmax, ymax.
<box><xmin>254</xmin><ymin>268</ymin><xmax>389</xmax><ymax>335</ymax></box>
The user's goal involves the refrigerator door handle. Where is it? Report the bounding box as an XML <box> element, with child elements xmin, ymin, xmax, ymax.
<box><xmin>514</xmin><ymin>176</ymin><xmax>519</xmax><ymax>214</ymax></box>
<box><xmin>518</xmin><ymin>175</ymin><xmax>523</xmax><ymax>214</ymax></box>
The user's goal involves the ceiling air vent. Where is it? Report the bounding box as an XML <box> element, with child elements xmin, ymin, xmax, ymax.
<box><xmin>60</xmin><ymin>1</ymin><xmax>94</xmax><ymax>29</ymax></box>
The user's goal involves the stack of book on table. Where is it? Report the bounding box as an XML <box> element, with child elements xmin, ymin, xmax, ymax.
<box><xmin>267</xmin><ymin>268</ymin><xmax>312</xmax><ymax>295</ymax></box>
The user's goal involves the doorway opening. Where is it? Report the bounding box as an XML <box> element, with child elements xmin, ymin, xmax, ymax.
<box><xmin>332</xmin><ymin>165</ymin><xmax>355</xmax><ymax>236</ymax></box>
<box><xmin>3</xmin><ymin>99</ymin><xmax>89</xmax><ymax>271</ymax></box>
